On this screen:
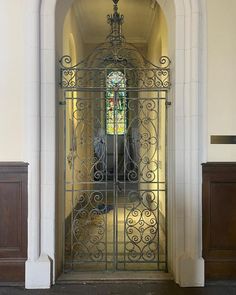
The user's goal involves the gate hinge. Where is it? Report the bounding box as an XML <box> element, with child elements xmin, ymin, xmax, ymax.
<box><xmin>166</xmin><ymin>101</ymin><xmax>172</xmax><ymax>107</ymax></box>
<box><xmin>59</xmin><ymin>101</ymin><xmax>66</xmax><ymax>105</ymax></box>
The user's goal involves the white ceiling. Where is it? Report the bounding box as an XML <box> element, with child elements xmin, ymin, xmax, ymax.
<box><xmin>72</xmin><ymin>0</ymin><xmax>159</xmax><ymax>44</ymax></box>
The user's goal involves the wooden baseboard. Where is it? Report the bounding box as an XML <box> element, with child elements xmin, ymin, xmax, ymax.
<box><xmin>205</xmin><ymin>261</ymin><xmax>236</xmax><ymax>280</ymax></box>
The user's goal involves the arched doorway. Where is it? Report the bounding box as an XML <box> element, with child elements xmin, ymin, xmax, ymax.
<box><xmin>24</xmin><ymin>0</ymin><xmax>206</xmax><ymax>288</ymax></box>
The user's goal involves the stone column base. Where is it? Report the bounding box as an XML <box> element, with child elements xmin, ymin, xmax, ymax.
<box><xmin>179</xmin><ymin>255</ymin><xmax>205</xmax><ymax>287</ymax></box>
<box><xmin>25</xmin><ymin>254</ymin><xmax>51</xmax><ymax>289</ymax></box>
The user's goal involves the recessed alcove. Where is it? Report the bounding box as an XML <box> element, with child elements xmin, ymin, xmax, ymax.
<box><xmin>57</xmin><ymin>0</ymin><xmax>169</xmax><ymax>277</ymax></box>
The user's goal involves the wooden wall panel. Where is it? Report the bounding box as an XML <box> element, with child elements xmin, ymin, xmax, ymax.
<box><xmin>0</xmin><ymin>162</ymin><xmax>28</xmax><ymax>283</ymax></box>
<box><xmin>202</xmin><ymin>163</ymin><xmax>236</xmax><ymax>280</ymax></box>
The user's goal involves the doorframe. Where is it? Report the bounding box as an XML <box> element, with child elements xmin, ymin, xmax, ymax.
<box><xmin>24</xmin><ymin>0</ymin><xmax>208</xmax><ymax>288</ymax></box>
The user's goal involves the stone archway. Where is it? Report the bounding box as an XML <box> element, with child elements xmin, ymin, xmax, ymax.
<box><xmin>24</xmin><ymin>0</ymin><xmax>207</xmax><ymax>289</ymax></box>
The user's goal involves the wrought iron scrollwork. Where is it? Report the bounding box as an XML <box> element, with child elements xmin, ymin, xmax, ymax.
<box><xmin>60</xmin><ymin>54</ymin><xmax>171</xmax><ymax>90</ymax></box>
<box><xmin>62</xmin><ymin>0</ymin><xmax>169</xmax><ymax>272</ymax></box>
<box><xmin>125</xmin><ymin>191</ymin><xmax>159</xmax><ymax>262</ymax></box>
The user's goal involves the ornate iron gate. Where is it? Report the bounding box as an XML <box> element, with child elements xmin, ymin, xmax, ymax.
<box><xmin>59</xmin><ymin>0</ymin><xmax>170</xmax><ymax>273</ymax></box>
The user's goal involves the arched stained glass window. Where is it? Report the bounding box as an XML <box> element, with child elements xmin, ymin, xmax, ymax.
<box><xmin>106</xmin><ymin>71</ymin><xmax>127</xmax><ymax>135</ymax></box>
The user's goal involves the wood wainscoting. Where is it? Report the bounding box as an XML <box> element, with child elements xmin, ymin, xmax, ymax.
<box><xmin>202</xmin><ymin>162</ymin><xmax>236</xmax><ymax>280</ymax></box>
<box><xmin>0</xmin><ymin>162</ymin><xmax>28</xmax><ymax>283</ymax></box>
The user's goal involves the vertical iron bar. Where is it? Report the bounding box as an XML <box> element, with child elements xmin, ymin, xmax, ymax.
<box><xmin>104</xmin><ymin>70</ymin><xmax>108</xmax><ymax>271</ymax></box>
<box><xmin>123</xmin><ymin>68</ymin><xmax>127</xmax><ymax>270</ymax></box>
<box><xmin>115</xmin><ymin>89</ymin><xmax>118</xmax><ymax>270</ymax></box>
<box><xmin>123</xmin><ymin>99</ymin><xmax>126</xmax><ymax>270</ymax></box>
<box><xmin>157</xmin><ymin>90</ymin><xmax>160</xmax><ymax>270</ymax></box>
<box><xmin>63</xmin><ymin>90</ymin><xmax>66</xmax><ymax>272</ymax></box>
<box><xmin>71</xmin><ymin>91</ymin><xmax>75</xmax><ymax>271</ymax></box>
<box><xmin>104</xmin><ymin>90</ymin><xmax>108</xmax><ymax>271</ymax></box>
<box><xmin>165</xmin><ymin>90</ymin><xmax>168</xmax><ymax>272</ymax></box>
<box><xmin>112</xmin><ymin>89</ymin><xmax>116</xmax><ymax>271</ymax></box>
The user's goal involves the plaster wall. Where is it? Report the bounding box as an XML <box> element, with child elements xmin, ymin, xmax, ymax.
<box><xmin>0</xmin><ymin>0</ymin><xmax>27</xmax><ymax>160</ymax></box>
<box><xmin>147</xmin><ymin>7</ymin><xmax>168</xmax><ymax>60</ymax></box>
<box><xmin>146</xmin><ymin>7</ymin><xmax>168</xmax><ymax>218</ymax></box>
<box><xmin>207</xmin><ymin>0</ymin><xmax>236</xmax><ymax>161</ymax></box>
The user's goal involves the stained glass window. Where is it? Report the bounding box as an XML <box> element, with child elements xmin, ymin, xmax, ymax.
<box><xmin>106</xmin><ymin>71</ymin><xmax>126</xmax><ymax>135</ymax></box>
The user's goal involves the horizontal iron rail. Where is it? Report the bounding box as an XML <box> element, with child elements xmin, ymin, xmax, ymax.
<box><xmin>61</xmin><ymin>87</ymin><xmax>170</xmax><ymax>91</ymax></box>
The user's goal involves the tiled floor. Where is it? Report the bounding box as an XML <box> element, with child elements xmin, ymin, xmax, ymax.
<box><xmin>0</xmin><ymin>282</ymin><xmax>233</xmax><ymax>295</ymax></box>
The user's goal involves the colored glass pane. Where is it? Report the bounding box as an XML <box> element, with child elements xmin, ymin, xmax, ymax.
<box><xmin>106</xmin><ymin>71</ymin><xmax>126</xmax><ymax>135</ymax></box>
